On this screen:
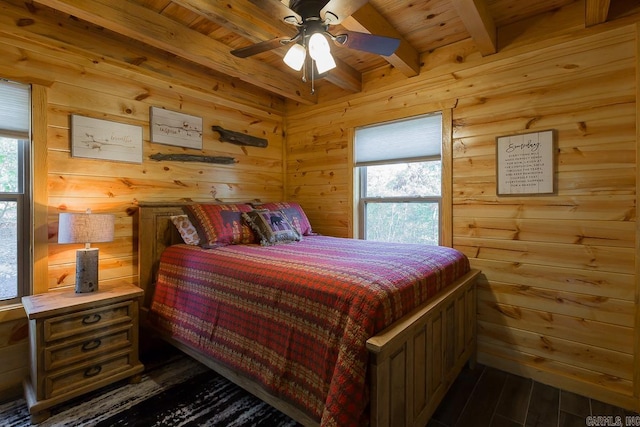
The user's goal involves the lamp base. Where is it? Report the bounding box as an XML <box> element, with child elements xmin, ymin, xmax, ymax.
<box><xmin>75</xmin><ymin>248</ymin><xmax>99</xmax><ymax>293</ymax></box>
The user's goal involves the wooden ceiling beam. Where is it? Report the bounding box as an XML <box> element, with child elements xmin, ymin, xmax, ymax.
<box><xmin>585</xmin><ymin>0</ymin><xmax>611</xmax><ymax>26</ymax></box>
<box><xmin>342</xmin><ymin>3</ymin><xmax>420</xmax><ymax>77</ymax></box>
<box><xmin>35</xmin><ymin>0</ymin><xmax>318</xmax><ymax>104</ymax></box>
<box><xmin>451</xmin><ymin>0</ymin><xmax>497</xmax><ymax>56</ymax></box>
<box><xmin>173</xmin><ymin>0</ymin><xmax>361</xmax><ymax>92</ymax></box>
<box><xmin>172</xmin><ymin>0</ymin><xmax>293</xmax><ymax>42</ymax></box>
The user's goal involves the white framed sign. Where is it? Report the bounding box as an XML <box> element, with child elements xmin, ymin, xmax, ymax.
<box><xmin>496</xmin><ymin>129</ymin><xmax>555</xmax><ymax>196</ymax></box>
<box><xmin>150</xmin><ymin>106</ymin><xmax>203</xmax><ymax>149</ymax></box>
<box><xmin>71</xmin><ymin>115</ymin><xmax>143</xmax><ymax>164</ymax></box>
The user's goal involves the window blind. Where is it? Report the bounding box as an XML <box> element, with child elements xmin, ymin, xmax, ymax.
<box><xmin>0</xmin><ymin>80</ymin><xmax>30</xmax><ymax>139</ymax></box>
<box><xmin>355</xmin><ymin>113</ymin><xmax>442</xmax><ymax>166</ymax></box>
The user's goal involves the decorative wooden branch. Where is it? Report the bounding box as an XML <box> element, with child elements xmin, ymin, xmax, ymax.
<box><xmin>149</xmin><ymin>153</ymin><xmax>236</xmax><ymax>164</ymax></box>
<box><xmin>212</xmin><ymin>126</ymin><xmax>268</xmax><ymax>148</ymax></box>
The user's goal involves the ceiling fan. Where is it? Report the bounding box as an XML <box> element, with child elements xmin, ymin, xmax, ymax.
<box><xmin>231</xmin><ymin>0</ymin><xmax>401</xmax><ymax>78</ymax></box>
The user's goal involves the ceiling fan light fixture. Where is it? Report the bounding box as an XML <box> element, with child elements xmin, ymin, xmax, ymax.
<box><xmin>308</xmin><ymin>32</ymin><xmax>336</xmax><ymax>73</ymax></box>
<box><xmin>232</xmin><ymin>0</ymin><xmax>402</xmax><ymax>93</ymax></box>
<box><xmin>283</xmin><ymin>43</ymin><xmax>306</xmax><ymax>71</ymax></box>
<box><xmin>314</xmin><ymin>51</ymin><xmax>336</xmax><ymax>74</ymax></box>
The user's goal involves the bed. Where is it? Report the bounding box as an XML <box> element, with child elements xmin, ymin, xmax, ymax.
<box><xmin>137</xmin><ymin>202</ymin><xmax>480</xmax><ymax>427</ymax></box>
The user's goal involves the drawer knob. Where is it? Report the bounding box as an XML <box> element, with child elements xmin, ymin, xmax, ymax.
<box><xmin>84</xmin><ymin>365</ymin><xmax>102</xmax><ymax>378</ymax></box>
<box><xmin>81</xmin><ymin>339</ymin><xmax>102</xmax><ymax>351</ymax></box>
<box><xmin>82</xmin><ymin>314</ymin><xmax>102</xmax><ymax>325</ymax></box>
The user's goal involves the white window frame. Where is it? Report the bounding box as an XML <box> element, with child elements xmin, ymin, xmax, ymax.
<box><xmin>358</xmin><ymin>160</ymin><xmax>442</xmax><ymax>244</ymax></box>
<box><xmin>355</xmin><ymin>111</ymin><xmax>451</xmax><ymax>246</ymax></box>
<box><xmin>0</xmin><ymin>80</ymin><xmax>31</xmax><ymax>305</ymax></box>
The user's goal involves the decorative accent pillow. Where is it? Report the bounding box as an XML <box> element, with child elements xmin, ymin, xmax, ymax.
<box><xmin>257</xmin><ymin>202</ymin><xmax>313</xmax><ymax>236</ymax></box>
<box><xmin>243</xmin><ymin>210</ymin><xmax>301</xmax><ymax>246</ymax></box>
<box><xmin>170</xmin><ymin>214</ymin><xmax>200</xmax><ymax>246</ymax></box>
<box><xmin>184</xmin><ymin>203</ymin><xmax>255</xmax><ymax>248</ymax></box>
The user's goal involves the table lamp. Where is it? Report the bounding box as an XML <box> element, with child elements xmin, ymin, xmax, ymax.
<box><xmin>58</xmin><ymin>209</ymin><xmax>115</xmax><ymax>293</ymax></box>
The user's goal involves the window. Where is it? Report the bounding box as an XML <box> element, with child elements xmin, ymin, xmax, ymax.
<box><xmin>356</xmin><ymin>113</ymin><xmax>442</xmax><ymax>245</ymax></box>
<box><xmin>0</xmin><ymin>80</ymin><xmax>31</xmax><ymax>305</ymax></box>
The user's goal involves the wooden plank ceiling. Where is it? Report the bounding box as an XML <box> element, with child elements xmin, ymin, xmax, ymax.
<box><xmin>32</xmin><ymin>0</ymin><xmax>620</xmax><ymax>105</ymax></box>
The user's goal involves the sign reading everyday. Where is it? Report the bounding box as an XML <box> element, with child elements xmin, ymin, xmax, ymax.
<box><xmin>496</xmin><ymin>130</ymin><xmax>555</xmax><ymax>195</ymax></box>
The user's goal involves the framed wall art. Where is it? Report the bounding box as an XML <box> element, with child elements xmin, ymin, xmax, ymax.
<box><xmin>150</xmin><ymin>106</ymin><xmax>203</xmax><ymax>149</ymax></box>
<box><xmin>496</xmin><ymin>129</ymin><xmax>556</xmax><ymax>196</ymax></box>
<box><xmin>71</xmin><ymin>115</ymin><xmax>143</xmax><ymax>164</ymax></box>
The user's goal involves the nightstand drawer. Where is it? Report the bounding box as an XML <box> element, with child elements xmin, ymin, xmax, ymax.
<box><xmin>23</xmin><ymin>284</ymin><xmax>144</xmax><ymax>422</ymax></box>
<box><xmin>44</xmin><ymin>301</ymin><xmax>134</xmax><ymax>343</ymax></box>
<box><xmin>45</xmin><ymin>349</ymin><xmax>136</xmax><ymax>399</ymax></box>
<box><xmin>44</xmin><ymin>324</ymin><xmax>133</xmax><ymax>371</ymax></box>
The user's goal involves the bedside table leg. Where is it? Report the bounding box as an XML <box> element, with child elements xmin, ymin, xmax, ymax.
<box><xmin>129</xmin><ymin>373</ymin><xmax>142</xmax><ymax>384</ymax></box>
<box><xmin>30</xmin><ymin>409</ymin><xmax>51</xmax><ymax>424</ymax></box>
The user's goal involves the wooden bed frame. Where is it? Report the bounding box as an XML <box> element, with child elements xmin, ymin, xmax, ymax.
<box><xmin>137</xmin><ymin>202</ymin><xmax>480</xmax><ymax>427</ymax></box>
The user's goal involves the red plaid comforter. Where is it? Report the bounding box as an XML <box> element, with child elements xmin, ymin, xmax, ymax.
<box><xmin>148</xmin><ymin>236</ymin><xmax>469</xmax><ymax>426</ymax></box>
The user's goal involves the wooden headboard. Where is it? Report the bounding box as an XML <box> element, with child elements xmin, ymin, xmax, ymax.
<box><xmin>138</xmin><ymin>202</ymin><xmax>191</xmax><ymax>310</ymax></box>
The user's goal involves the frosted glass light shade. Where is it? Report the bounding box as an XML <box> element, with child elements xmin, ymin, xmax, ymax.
<box><xmin>314</xmin><ymin>53</ymin><xmax>336</xmax><ymax>74</ymax></box>
<box><xmin>58</xmin><ymin>212</ymin><xmax>115</xmax><ymax>244</ymax></box>
<box><xmin>283</xmin><ymin>43</ymin><xmax>306</xmax><ymax>71</ymax></box>
<box><xmin>308</xmin><ymin>33</ymin><xmax>329</xmax><ymax>59</ymax></box>
<box><xmin>308</xmin><ymin>33</ymin><xmax>336</xmax><ymax>73</ymax></box>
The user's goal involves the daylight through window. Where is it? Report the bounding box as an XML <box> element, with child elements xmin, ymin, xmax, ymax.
<box><xmin>0</xmin><ymin>79</ymin><xmax>31</xmax><ymax>304</ymax></box>
<box><xmin>355</xmin><ymin>113</ymin><xmax>442</xmax><ymax>245</ymax></box>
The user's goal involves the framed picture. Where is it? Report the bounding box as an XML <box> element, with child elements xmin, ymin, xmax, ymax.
<box><xmin>496</xmin><ymin>129</ymin><xmax>556</xmax><ymax>196</ymax></box>
<box><xmin>71</xmin><ymin>115</ymin><xmax>143</xmax><ymax>164</ymax></box>
<box><xmin>150</xmin><ymin>106</ymin><xmax>203</xmax><ymax>149</ymax></box>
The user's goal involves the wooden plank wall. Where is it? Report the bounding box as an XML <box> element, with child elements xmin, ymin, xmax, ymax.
<box><xmin>0</xmin><ymin>0</ymin><xmax>636</xmax><ymax>415</ymax></box>
<box><xmin>0</xmin><ymin>0</ymin><xmax>285</xmax><ymax>399</ymax></box>
<box><xmin>285</xmin><ymin>2</ymin><xmax>638</xmax><ymax>412</ymax></box>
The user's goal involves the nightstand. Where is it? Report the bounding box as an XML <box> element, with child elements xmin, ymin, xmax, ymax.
<box><xmin>22</xmin><ymin>283</ymin><xmax>144</xmax><ymax>424</ymax></box>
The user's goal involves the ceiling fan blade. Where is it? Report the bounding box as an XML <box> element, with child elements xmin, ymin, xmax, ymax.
<box><xmin>320</xmin><ymin>0</ymin><xmax>368</xmax><ymax>24</ymax></box>
<box><xmin>230</xmin><ymin>38</ymin><xmax>290</xmax><ymax>58</ymax></box>
<box><xmin>249</xmin><ymin>0</ymin><xmax>302</xmax><ymax>25</ymax></box>
<box><xmin>334</xmin><ymin>31</ymin><xmax>400</xmax><ymax>56</ymax></box>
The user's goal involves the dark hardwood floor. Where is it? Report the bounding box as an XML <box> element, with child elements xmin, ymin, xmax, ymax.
<box><xmin>429</xmin><ymin>363</ymin><xmax>639</xmax><ymax>427</ymax></box>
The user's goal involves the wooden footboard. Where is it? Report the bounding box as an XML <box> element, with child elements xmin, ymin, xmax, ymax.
<box><xmin>137</xmin><ymin>203</ymin><xmax>479</xmax><ymax>427</ymax></box>
<box><xmin>367</xmin><ymin>269</ymin><xmax>478</xmax><ymax>427</ymax></box>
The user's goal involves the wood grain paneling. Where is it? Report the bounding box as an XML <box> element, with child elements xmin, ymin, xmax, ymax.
<box><xmin>285</xmin><ymin>4</ymin><xmax>639</xmax><ymax>413</ymax></box>
<box><xmin>0</xmin><ymin>0</ymin><xmax>284</xmax><ymax>397</ymax></box>
<box><xmin>0</xmin><ymin>0</ymin><xmax>636</xmax><ymax>417</ymax></box>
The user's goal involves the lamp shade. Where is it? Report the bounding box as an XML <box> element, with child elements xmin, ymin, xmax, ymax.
<box><xmin>58</xmin><ymin>212</ymin><xmax>115</xmax><ymax>244</ymax></box>
<box><xmin>308</xmin><ymin>33</ymin><xmax>336</xmax><ymax>74</ymax></box>
<box><xmin>314</xmin><ymin>52</ymin><xmax>337</xmax><ymax>74</ymax></box>
<box><xmin>283</xmin><ymin>43</ymin><xmax>306</xmax><ymax>71</ymax></box>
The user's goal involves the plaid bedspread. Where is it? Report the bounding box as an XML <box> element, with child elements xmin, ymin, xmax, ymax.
<box><xmin>148</xmin><ymin>236</ymin><xmax>469</xmax><ymax>426</ymax></box>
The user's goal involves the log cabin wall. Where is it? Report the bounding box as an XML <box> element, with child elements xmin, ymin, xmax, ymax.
<box><xmin>0</xmin><ymin>0</ymin><xmax>637</xmax><ymax>416</ymax></box>
<box><xmin>285</xmin><ymin>2</ymin><xmax>638</xmax><ymax>412</ymax></box>
<box><xmin>0</xmin><ymin>0</ymin><xmax>285</xmax><ymax>400</ymax></box>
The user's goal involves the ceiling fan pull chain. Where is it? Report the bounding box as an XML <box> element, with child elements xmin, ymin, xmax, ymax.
<box><xmin>301</xmin><ymin>49</ymin><xmax>307</xmax><ymax>83</ymax></box>
<box><xmin>302</xmin><ymin>27</ymin><xmax>308</xmax><ymax>83</ymax></box>
<box><xmin>311</xmin><ymin>59</ymin><xmax>316</xmax><ymax>94</ymax></box>
<box><xmin>232</xmin><ymin>0</ymin><xmax>400</xmax><ymax>94</ymax></box>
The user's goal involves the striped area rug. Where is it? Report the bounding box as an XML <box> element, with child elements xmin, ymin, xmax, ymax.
<box><xmin>1</xmin><ymin>355</ymin><xmax>302</xmax><ymax>427</ymax></box>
